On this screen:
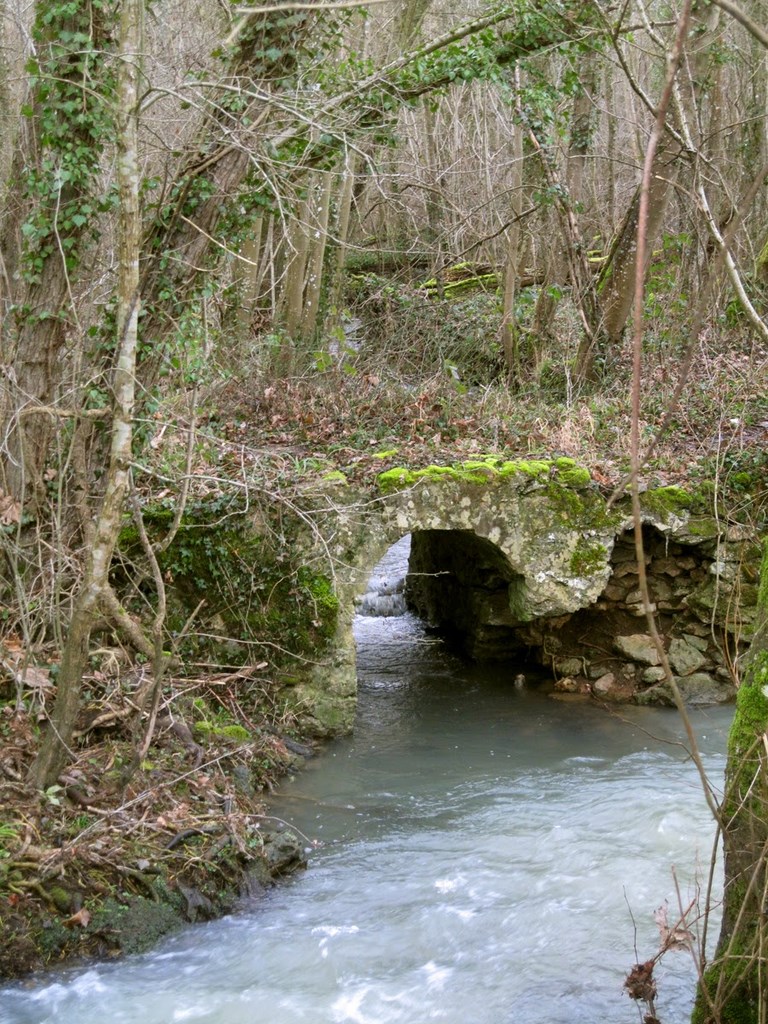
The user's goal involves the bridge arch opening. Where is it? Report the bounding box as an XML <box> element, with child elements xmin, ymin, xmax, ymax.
<box><xmin>354</xmin><ymin>529</ymin><xmax>541</xmax><ymax>675</ymax></box>
<box><xmin>405</xmin><ymin>529</ymin><xmax>528</xmax><ymax>661</ymax></box>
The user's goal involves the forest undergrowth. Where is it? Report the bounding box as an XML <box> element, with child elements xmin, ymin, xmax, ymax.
<box><xmin>205</xmin><ymin>294</ymin><xmax>768</xmax><ymax>513</ymax></box>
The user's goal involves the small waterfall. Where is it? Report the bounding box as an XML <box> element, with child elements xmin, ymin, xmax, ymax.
<box><xmin>356</xmin><ymin>579</ymin><xmax>407</xmax><ymax>617</ymax></box>
<box><xmin>356</xmin><ymin>535</ymin><xmax>410</xmax><ymax>618</ymax></box>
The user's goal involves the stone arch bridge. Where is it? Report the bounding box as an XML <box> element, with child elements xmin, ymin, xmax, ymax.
<box><xmin>279</xmin><ymin>459</ymin><xmax>754</xmax><ymax>733</ymax></box>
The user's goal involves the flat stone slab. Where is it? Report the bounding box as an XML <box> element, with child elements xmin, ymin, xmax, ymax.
<box><xmin>669</xmin><ymin>637</ymin><xmax>707</xmax><ymax>676</ymax></box>
<box><xmin>635</xmin><ymin>672</ymin><xmax>734</xmax><ymax>706</ymax></box>
<box><xmin>613</xmin><ymin>634</ymin><xmax>661</xmax><ymax>666</ymax></box>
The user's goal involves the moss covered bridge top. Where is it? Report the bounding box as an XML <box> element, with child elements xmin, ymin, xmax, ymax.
<box><xmin>322</xmin><ymin>453</ymin><xmax>703</xmax><ymax>606</ymax></box>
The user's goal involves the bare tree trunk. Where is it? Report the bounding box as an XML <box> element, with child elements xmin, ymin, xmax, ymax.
<box><xmin>282</xmin><ymin>194</ymin><xmax>311</xmax><ymax>344</ymax></box>
<box><xmin>33</xmin><ymin>0</ymin><xmax>142</xmax><ymax>787</ymax></box>
<box><xmin>603</xmin><ymin>66</ymin><xmax>617</xmax><ymax>229</ymax></box>
<box><xmin>532</xmin><ymin>50</ymin><xmax>598</xmax><ymax>360</ymax></box>
<box><xmin>394</xmin><ymin>0</ymin><xmax>432</xmax><ymax>51</ymax></box>
<box><xmin>520</xmin><ymin>82</ymin><xmax>599</xmax><ymax>380</ymax></box>
<box><xmin>325</xmin><ymin>150</ymin><xmax>359</xmax><ymax>320</ymax></box>
<box><xmin>592</xmin><ymin>136</ymin><xmax>679</xmax><ymax>342</ymax></box>
<box><xmin>301</xmin><ymin>171</ymin><xmax>334</xmax><ymax>342</ymax></box>
<box><xmin>0</xmin><ymin>4</ymin><xmax>16</xmax><ymax>203</ymax></box>
<box><xmin>422</xmin><ymin>99</ymin><xmax>444</xmax><ymax>287</ymax></box>
<box><xmin>567</xmin><ymin>52</ymin><xmax>597</xmax><ymax>222</ymax></box>
<box><xmin>231</xmin><ymin>216</ymin><xmax>264</xmax><ymax>352</ymax></box>
<box><xmin>501</xmin><ymin>120</ymin><xmax>524</xmax><ymax>381</ymax></box>
<box><xmin>746</xmin><ymin>24</ymin><xmax>768</xmax><ymax>221</ymax></box>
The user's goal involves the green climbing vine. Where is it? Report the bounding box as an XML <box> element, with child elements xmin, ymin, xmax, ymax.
<box><xmin>19</xmin><ymin>0</ymin><xmax>118</xmax><ymax>286</ymax></box>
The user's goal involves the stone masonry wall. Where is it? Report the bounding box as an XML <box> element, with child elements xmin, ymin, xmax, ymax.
<box><xmin>403</xmin><ymin>519</ymin><xmax>759</xmax><ymax>706</ymax></box>
<box><xmin>515</xmin><ymin>525</ymin><xmax>755</xmax><ymax>704</ymax></box>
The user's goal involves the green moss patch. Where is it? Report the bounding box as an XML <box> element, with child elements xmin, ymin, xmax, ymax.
<box><xmin>557</xmin><ymin>466</ymin><xmax>591</xmax><ymax>487</ymax></box>
<box><xmin>569</xmin><ymin>541</ymin><xmax>608</xmax><ymax>577</ymax></box>
<box><xmin>92</xmin><ymin>896</ymin><xmax>185</xmax><ymax>956</ymax></box>
<box><xmin>377</xmin><ymin>467</ymin><xmax>417</xmax><ymax>492</ymax></box>
<box><xmin>726</xmin><ymin>653</ymin><xmax>768</xmax><ymax>797</ymax></box>
<box><xmin>693</xmin><ymin>949</ymin><xmax>761</xmax><ymax>1024</ymax></box>
<box><xmin>498</xmin><ymin>458</ymin><xmax>552</xmax><ymax>478</ymax></box>
<box><xmin>377</xmin><ymin>456</ymin><xmax>593</xmax><ymax>493</ymax></box>
<box><xmin>640</xmin><ymin>485</ymin><xmax>695</xmax><ymax>518</ymax></box>
<box><xmin>116</xmin><ymin>498</ymin><xmax>339</xmax><ymax>678</ymax></box>
<box><xmin>194</xmin><ymin>722</ymin><xmax>251</xmax><ymax>743</ymax></box>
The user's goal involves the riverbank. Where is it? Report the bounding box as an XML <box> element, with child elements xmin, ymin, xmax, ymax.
<box><xmin>0</xmin><ymin>692</ymin><xmax>311</xmax><ymax>978</ymax></box>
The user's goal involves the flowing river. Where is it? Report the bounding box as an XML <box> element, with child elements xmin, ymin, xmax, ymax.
<box><xmin>2</xmin><ymin>542</ymin><xmax>732</xmax><ymax>1024</ymax></box>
